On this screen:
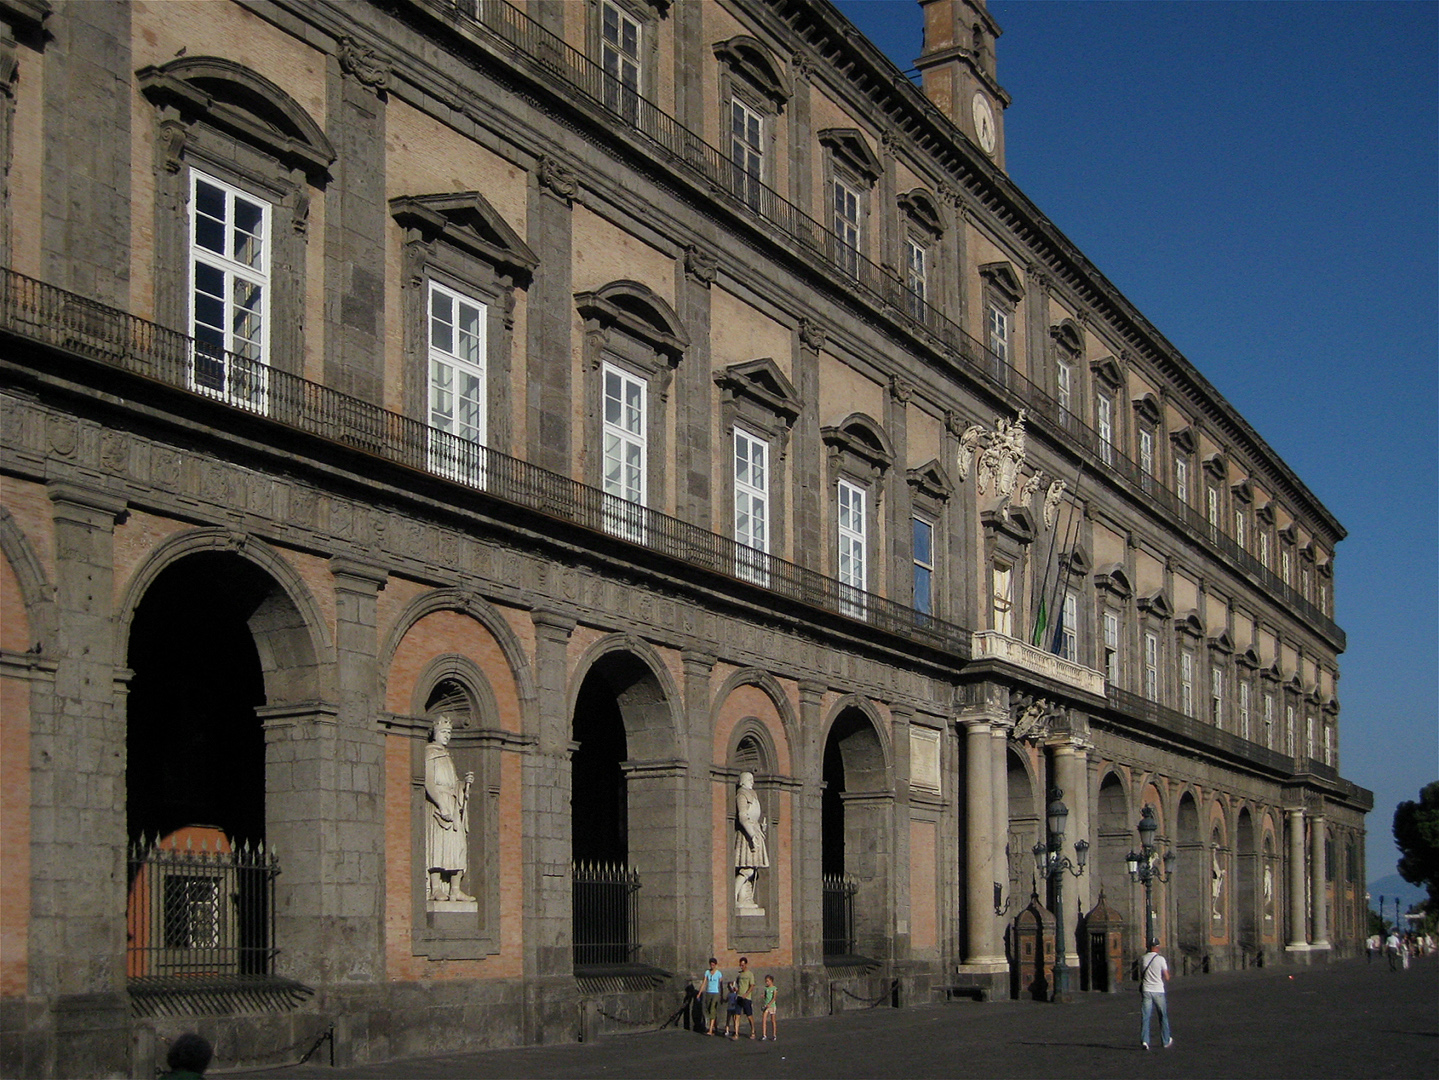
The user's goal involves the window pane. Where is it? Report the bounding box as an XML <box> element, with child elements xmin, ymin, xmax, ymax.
<box><xmin>912</xmin><ymin>518</ymin><xmax>932</xmax><ymax>565</ymax></box>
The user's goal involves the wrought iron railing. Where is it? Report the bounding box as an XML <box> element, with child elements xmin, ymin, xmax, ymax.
<box><xmin>125</xmin><ymin>836</ymin><xmax>279</xmax><ymax>981</ymax></box>
<box><xmin>821</xmin><ymin>873</ymin><xmax>858</xmax><ymax>958</ymax></box>
<box><xmin>572</xmin><ymin>860</ymin><xmax>641</xmax><ymax>967</ymax></box>
<box><xmin>0</xmin><ymin>267</ymin><xmax>972</xmax><ymax>654</ymax></box>
<box><xmin>440</xmin><ymin>0</ymin><xmax>1343</xmax><ymax>650</ymax></box>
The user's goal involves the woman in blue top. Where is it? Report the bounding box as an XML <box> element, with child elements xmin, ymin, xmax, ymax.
<box><xmin>700</xmin><ymin>957</ymin><xmax>724</xmax><ymax>1035</ymax></box>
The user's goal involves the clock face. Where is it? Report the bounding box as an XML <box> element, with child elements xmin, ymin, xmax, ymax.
<box><xmin>972</xmin><ymin>92</ymin><xmax>997</xmax><ymax>155</ymax></box>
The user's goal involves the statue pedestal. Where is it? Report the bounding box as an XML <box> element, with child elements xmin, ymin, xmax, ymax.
<box><xmin>428</xmin><ymin>898</ymin><xmax>478</xmax><ymax>913</ymax></box>
<box><xmin>737</xmin><ymin>904</ymin><xmax>765</xmax><ymax>917</ymax></box>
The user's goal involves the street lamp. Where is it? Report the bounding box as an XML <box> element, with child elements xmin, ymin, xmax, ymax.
<box><xmin>1126</xmin><ymin>805</ymin><xmax>1176</xmax><ymax>948</ymax></box>
<box><xmin>1031</xmin><ymin>787</ymin><xmax>1089</xmax><ymax>1002</ymax></box>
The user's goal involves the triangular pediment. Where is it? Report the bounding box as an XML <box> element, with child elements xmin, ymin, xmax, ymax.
<box><xmin>715</xmin><ymin>357</ymin><xmax>801</xmax><ymax>424</ymax></box>
<box><xmin>1089</xmin><ymin>355</ymin><xmax>1123</xmax><ymax>390</ymax></box>
<box><xmin>818</xmin><ymin>127</ymin><xmax>882</xmax><ymax>184</ymax></box>
<box><xmin>981</xmin><ymin>506</ymin><xmax>1036</xmax><ymax>544</ymax></box>
<box><xmin>907</xmin><ymin>458</ymin><xmax>954</xmax><ymax>502</ymax></box>
<box><xmin>1063</xmin><ymin>544</ymin><xmax>1092</xmax><ymax>577</ymax></box>
<box><xmin>979</xmin><ymin>261</ymin><xmax>1024</xmax><ymax>305</ymax></box>
<box><xmin>1209</xmin><ymin>629</ymin><xmax>1235</xmax><ymax>655</ymax></box>
<box><xmin>1169</xmin><ymin>425</ymin><xmax>1197</xmax><ymax>455</ymax></box>
<box><xmin>391</xmin><ymin>192</ymin><xmax>539</xmax><ymax>283</ymax></box>
<box><xmin>1138</xmin><ymin>589</ymin><xmax>1174</xmax><ymax>620</ymax></box>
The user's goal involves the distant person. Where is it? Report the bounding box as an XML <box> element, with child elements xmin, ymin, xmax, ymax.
<box><xmin>760</xmin><ymin>974</ymin><xmax>778</xmax><ymax>1041</ymax></box>
<box><xmin>162</xmin><ymin>1032</ymin><xmax>212</xmax><ymax>1078</ymax></box>
<box><xmin>1366</xmin><ymin>932</ymin><xmax>1380</xmax><ymax>963</ymax></box>
<box><xmin>1386</xmin><ymin>929</ymin><xmax>1400</xmax><ymax>971</ymax></box>
<box><xmin>734</xmin><ymin>955</ymin><xmax>757</xmax><ymax>1039</ymax></box>
<box><xmin>700</xmin><ymin>957</ymin><xmax>724</xmax><ymax>1035</ymax></box>
<box><xmin>725</xmin><ymin>981</ymin><xmax>740</xmax><ymax>1038</ymax></box>
<box><xmin>1139</xmin><ymin>939</ymin><xmax>1173</xmax><ymax>1051</ymax></box>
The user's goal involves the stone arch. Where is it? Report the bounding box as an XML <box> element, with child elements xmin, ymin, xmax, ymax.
<box><xmin>116</xmin><ymin>528</ymin><xmax>331</xmax><ymax>708</ymax></box>
<box><xmin>1005</xmin><ymin>744</ymin><xmax>1041</xmax><ymax>899</ymax></box>
<box><xmin>1096</xmin><ymin>770</ymin><xmax>1135</xmax><ymax>944</ymax></box>
<box><xmin>1175</xmin><ymin>791</ymin><xmax>1204</xmax><ymax>963</ymax></box>
<box><xmin>1236</xmin><ymin>805</ymin><xmax>1259</xmax><ymax>958</ymax></box>
<box><xmin>820</xmin><ymin>698</ymin><xmax>893</xmax><ymax>959</ymax></box>
<box><xmin>0</xmin><ymin>505</ymin><xmax>54</xmax><ymax>651</ymax></box>
<box><xmin>379</xmin><ymin>587</ymin><xmax>538</xmax><ymax>734</ymax></box>
<box><xmin>711</xmin><ymin>667</ymin><xmax>797</xmax><ymax>774</ymax></box>
<box><xmin>568</xmin><ymin>633</ymin><xmax>682</xmax><ymax>762</ymax></box>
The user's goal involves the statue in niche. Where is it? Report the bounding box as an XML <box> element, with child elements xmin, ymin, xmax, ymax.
<box><xmin>425</xmin><ymin>716</ymin><xmax>476</xmax><ymax>906</ymax></box>
<box><xmin>1211</xmin><ymin>848</ymin><xmax>1227</xmax><ymax>921</ymax></box>
<box><xmin>1263</xmin><ymin>864</ymin><xmax>1274</xmax><ymax>917</ymax></box>
<box><xmin>733</xmin><ymin>772</ymin><xmax>769</xmax><ymax>914</ymax></box>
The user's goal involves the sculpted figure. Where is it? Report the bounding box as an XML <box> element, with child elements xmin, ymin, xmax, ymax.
<box><xmin>1211</xmin><ymin>849</ymin><xmax>1226</xmax><ymax>920</ymax></box>
<box><xmin>958</xmin><ymin>424</ymin><xmax>984</xmax><ymax>481</ymax></box>
<box><xmin>1015</xmin><ymin>469</ymin><xmax>1043</xmax><ymax>513</ymax></box>
<box><xmin>1263</xmin><ymin>864</ymin><xmax>1274</xmax><ymax>914</ymax></box>
<box><xmin>1043</xmin><ymin>479</ymin><xmax>1066</xmax><ymax>530</ymax></box>
<box><xmin>425</xmin><ymin>716</ymin><xmax>475</xmax><ymax>903</ymax></box>
<box><xmin>733</xmin><ymin>772</ymin><xmax>769</xmax><ymax>912</ymax></box>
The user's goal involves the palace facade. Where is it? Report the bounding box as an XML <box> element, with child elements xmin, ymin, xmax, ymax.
<box><xmin>0</xmin><ymin>0</ymin><xmax>1369</xmax><ymax>1074</ymax></box>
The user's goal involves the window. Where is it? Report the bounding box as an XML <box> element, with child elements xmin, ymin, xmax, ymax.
<box><xmin>1281</xmin><ymin>548</ymin><xmax>1293</xmax><ymax>586</ymax></box>
<box><xmin>1144</xmin><ymin>632</ymin><xmax>1159</xmax><ymax>701</ymax></box>
<box><xmin>734</xmin><ymin>428</ymin><xmax>770</xmax><ymax>583</ymax></box>
<box><xmin>1056</xmin><ymin>359</ymin><xmax>1072</xmax><ymax>413</ymax></box>
<box><xmin>1103</xmin><ymin>611</ymin><xmax>1120</xmax><ymax>683</ymax></box>
<box><xmin>988</xmin><ymin>302</ymin><xmax>1010</xmax><ymax>366</ymax></box>
<box><xmin>1180</xmin><ymin>651</ymin><xmax>1195</xmax><ymax>716</ymax></box>
<box><xmin>1096</xmin><ymin>393</ymin><xmax>1114</xmax><ymax>466</ymax></box>
<box><xmin>905</xmin><ymin>237</ymin><xmax>927</xmax><ymax>321</ymax></box>
<box><xmin>1139</xmin><ymin>428</ymin><xmax>1154</xmax><ymax>477</ymax></box>
<box><xmin>600</xmin><ymin>1</ymin><xmax>641</xmax><ymax>120</ymax></box>
<box><xmin>837</xmin><ymin>480</ymin><xmax>867</xmax><ymax>617</ymax></box>
<box><xmin>912</xmin><ymin>516</ymin><xmax>934</xmax><ymax>617</ymax></box>
<box><xmin>730</xmin><ymin>98</ymin><xmax>764</xmax><ymax>208</ymax></box>
<box><xmin>1264</xmin><ymin>692</ymin><xmax>1275</xmax><ymax>747</ymax></box>
<box><xmin>1239</xmin><ymin>681</ymin><xmax>1251</xmax><ymax>740</ymax></box>
<box><xmin>1301</xmin><ymin>563</ymin><xmax>1311</xmax><ymax>601</ymax></box>
<box><xmin>602</xmin><ymin>363</ymin><xmax>646</xmax><ymax>539</ymax></box>
<box><xmin>1174</xmin><ymin>457</ymin><xmax>1189</xmax><ymax>504</ymax></box>
<box><xmin>1323</xmin><ymin>724</ymin><xmax>1332</xmax><ymax>765</ymax></box>
<box><xmin>190</xmin><ymin>171</ymin><xmax>269</xmax><ymax>410</ymax></box>
<box><xmin>1305</xmin><ymin>714</ymin><xmax>1315</xmax><ymax>759</ymax></box>
<box><xmin>1285</xmin><ymin>704</ymin><xmax>1296</xmax><ymax>756</ymax></box>
<box><xmin>992</xmin><ymin>563</ymin><xmax>1014</xmax><ymax>637</ymax></box>
<box><xmin>1319</xmin><ymin>580</ymin><xmax>1328</xmax><ymax>615</ymax></box>
<box><xmin>1059</xmin><ymin>591</ymin><xmax>1078</xmax><ymax>662</ymax></box>
<box><xmin>1211</xmin><ymin>666</ymin><xmax>1224</xmax><ymax>727</ymax></box>
<box><xmin>1234</xmin><ymin>509</ymin><xmax>1246</xmax><ymax>551</ymax></box>
<box><xmin>1207</xmin><ymin>486</ymin><xmax>1220</xmax><ymax>539</ymax></box>
<box><xmin>833</xmin><ymin>179</ymin><xmax>862</xmax><ymax>276</ymax></box>
<box><xmin>1259</xmin><ymin>530</ymin><xmax>1270</xmax><ymax>570</ymax></box>
<box><xmin>427</xmin><ymin>281</ymin><xmax>487</xmax><ymax>483</ymax></box>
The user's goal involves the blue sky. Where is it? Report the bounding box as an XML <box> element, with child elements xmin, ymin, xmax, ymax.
<box><xmin>835</xmin><ymin>0</ymin><xmax>1439</xmax><ymax>886</ymax></box>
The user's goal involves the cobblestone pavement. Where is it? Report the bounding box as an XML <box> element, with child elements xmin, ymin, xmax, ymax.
<box><xmin>235</xmin><ymin>956</ymin><xmax>1437</xmax><ymax>1079</ymax></box>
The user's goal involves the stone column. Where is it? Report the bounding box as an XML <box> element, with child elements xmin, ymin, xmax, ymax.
<box><xmin>1067</xmin><ymin>740</ymin><xmax>1093</xmax><ymax>917</ymax></box>
<box><xmin>1051</xmin><ymin>739</ymin><xmax>1084</xmax><ymax>968</ymax></box>
<box><xmin>793</xmin><ymin>681</ymin><xmax>826</xmax><ymax>969</ymax></box>
<box><xmin>42</xmin><ymin>482</ymin><xmax>129</xmax><ymax>1076</ymax></box>
<box><xmin>1286</xmin><ymin>807</ymin><xmax>1308</xmax><ymax>949</ymax></box>
<box><xmin>989</xmin><ymin>724</ymin><xmax>1009</xmax><ymax>935</ymax></box>
<box><xmin>963</xmin><ymin>717</ymin><xmax>1000</xmax><ymax>964</ymax></box>
<box><xmin>1310</xmin><ymin>812</ymin><xmax>1329</xmax><ymax>948</ymax></box>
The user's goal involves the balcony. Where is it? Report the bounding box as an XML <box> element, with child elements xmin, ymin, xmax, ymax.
<box><xmin>432</xmin><ymin>0</ymin><xmax>1343</xmax><ymax>651</ymax></box>
<box><xmin>970</xmin><ymin>630</ymin><xmax>1105</xmax><ymax>698</ymax></box>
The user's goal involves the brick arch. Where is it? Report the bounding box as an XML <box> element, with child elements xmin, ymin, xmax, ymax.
<box><xmin>711</xmin><ymin>667</ymin><xmax>796</xmax><ymax>776</ymax></box>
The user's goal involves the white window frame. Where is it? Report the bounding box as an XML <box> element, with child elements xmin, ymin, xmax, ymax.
<box><xmin>1103</xmin><ymin>611</ymin><xmax>1120</xmax><ymax>684</ymax></box>
<box><xmin>1259</xmin><ymin>530</ymin><xmax>1270</xmax><ymax>570</ymax></box>
<box><xmin>1144</xmin><ymin>632</ymin><xmax>1159</xmax><ymax>701</ymax></box>
<box><xmin>1281</xmin><ymin>548</ymin><xmax>1293</xmax><ymax>586</ymax></box>
<box><xmin>730</xmin><ymin>97</ymin><xmax>764</xmax><ymax>208</ymax></box>
<box><xmin>1175</xmin><ymin>457</ymin><xmax>1189</xmax><ymax>504</ymax></box>
<box><xmin>600</xmin><ymin>0</ymin><xmax>641</xmax><ymax>120</ymax></box>
<box><xmin>1139</xmin><ymin>428</ymin><xmax>1154</xmax><ymax>477</ymax></box>
<box><xmin>602</xmin><ymin>361</ymin><xmax>647</xmax><ymax>541</ymax></box>
<box><xmin>1056</xmin><ymin>359</ymin><xmax>1072</xmax><ymax>413</ymax></box>
<box><xmin>1207</xmin><ymin>486</ymin><xmax>1220</xmax><ymax>538</ymax></box>
<box><xmin>1234</xmin><ymin>508</ymin><xmax>1246</xmax><ymax>551</ymax></box>
<box><xmin>837</xmin><ymin>479</ymin><xmax>868</xmax><ymax>617</ymax></box>
<box><xmin>1180</xmin><ymin>650</ymin><xmax>1195</xmax><ymax>716</ymax></box>
<box><xmin>905</xmin><ymin>236</ymin><xmax>927</xmax><ymax>320</ymax></box>
<box><xmin>992</xmin><ymin>562</ymin><xmax>1014</xmax><ymax>637</ymax></box>
<box><xmin>189</xmin><ymin>170</ymin><xmax>271</xmax><ymax>411</ymax></box>
<box><xmin>912</xmin><ymin>515</ymin><xmax>934</xmax><ymax>617</ymax></box>
<box><xmin>988</xmin><ymin>302</ymin><xmax>1010</xmax><ymax>366</ymax></box>
<box><xmin>1096</xmin><ymin>393</ymin><xmax>1114</xmax><ymax>466</ymax></box>
<box><xmin>1059</xmin><ymin>591</ymin><xmax>1078</xmax><ymax>662</ymax></box>
<box><xmin>1239</xmin><ymin>680</ymin><xmax>1251</xmax><ymax>740</ymax></box>
<box><xmin>1286</xmin><ymin>704</ymin><xmax>1296</xmax><ymax>756</ymax></box>
<box><xmin>426</xmin><ymin>280</ymin><xmax>488</xmax><ymax>485</ymax></box>
<box><xmin>733</xmin><ymin>427</ymin><xmax>770</xmax><ymax>584</ymax></box>
<box><xmin>1264</xmin><ymin>692</ymin><xmax>1275</xmax><ymax>747</ymax></box>
<box><xmin>1323</xmin><ymin>723</ymin><xmax>1332</xmax><ymax>765</ymax></box>
<box><xmin>1306</xmin><ymin>713</ymin><xmax>1315</xmax><ymax>759</ymax></box>
<box><xmin>833</xmin><ymin>178</ymin><xmax>862</xmax><ymax>277</ymax></box>
<box><xmin>1211</xmin><ymin>666</ymin><xmax>1224</xmax><ymax>727</ymax></box>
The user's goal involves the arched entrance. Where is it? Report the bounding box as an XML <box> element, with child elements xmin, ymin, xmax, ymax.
<box><xmin>1006</xmin><ymin>748</ymin><xmax>1040</xmax><ymax>904</ymax></box>
<box><xmin>1096</xmin><ymin>774</ymin><xmax>1135</xmax><ymax>951</ymax></box>
<box><xmin>1176</xmin><ymin>793</ymin><xmax>1203</xmax><ymax>966</ymax></box>
<box><xmin>1236</xmin><ymin>808</ymin><xmax>1258</xmax><ymax>962</ymax></box>
<box><xmin>821</xmin><ymin>705</ymin><xmax>890</xmax><ymax>960</ymax></box>
<box><xmin>570</xmin><ymin>647</ymin><xmax>680</xmax><ymax>972</ymax></box>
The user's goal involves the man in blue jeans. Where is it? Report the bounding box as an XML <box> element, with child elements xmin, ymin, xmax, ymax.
<box><xmin>1139</xmin><ymin>939</ymin><xmax>1173</xmax><ymax>1050</ymax></box>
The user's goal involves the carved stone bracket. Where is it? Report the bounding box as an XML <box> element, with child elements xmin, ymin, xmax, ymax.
<box><xmin>338</xmin><ymin>35</ymin><xmax>392</xmax><ymax>93</ymax></box>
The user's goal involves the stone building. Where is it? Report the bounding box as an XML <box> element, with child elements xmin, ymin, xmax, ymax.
<box><xmin>0</xmin><ymin>0</ymin><xmax>1369</xmax><ymax>1074</ymax></box>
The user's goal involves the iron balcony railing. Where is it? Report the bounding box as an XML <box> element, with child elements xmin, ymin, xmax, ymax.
<box><xmin>125</xmin><ymin>836</ymin><xmax>279</xmax><ymax>982</ymax></box>
<box><xmin>821</xmin><ymin>873</ymin><xmax>858</xmax><ymax>958</ymax></box>
<box><xmin>0</xmin><ymin>267</ymin><xmax>970</xmax><ymax>654</ymax></box>
<box><xmin>571</xmin><ymin>860</ymin><xmax>641</xmax><ymax>968</ymax></box>
<box><xmin>442</xmin><ymin>0</ymin><xmax>1342</xmax><ymax>650</ymax></box>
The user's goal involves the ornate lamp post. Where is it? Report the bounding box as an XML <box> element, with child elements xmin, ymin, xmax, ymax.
<box><xmin>1126</xmin><ymin>805</ymin><xmax>1176</xmax><ymax>948</ymax></box>
<box><xmin>1032</xmin><ymin>787</ymin><xmax>1089</xmax><ymax>1002</ymax></box>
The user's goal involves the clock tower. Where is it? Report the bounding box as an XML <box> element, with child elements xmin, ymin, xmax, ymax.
<box><xmin>914</xmin><ymin>0</ymin><xmax>1011</xmax><ymax>171</ymax></box>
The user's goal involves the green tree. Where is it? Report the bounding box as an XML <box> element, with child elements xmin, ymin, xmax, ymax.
<box><xmin>1393</xmin><ymin>780</ymin><xmax>1439</xmax><ymax>910</ymax></box>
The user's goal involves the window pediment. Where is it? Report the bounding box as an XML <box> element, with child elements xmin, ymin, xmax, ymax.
<box><xmin>1169</xmin><ymin>425</ymin><xmax>1197</xmax><ymax>455</ymax></box>
<box><xmin>1050</xmin><ymin>319</ymin><xmax>1083</xmax><ymax>358</ymax></box>
<box><xmin>1131</xmin><ymin>391</ymin><xmax>1161</xmax><ymax>426</ymax></box>
<box><xmin>1255</xmin><ymin>500</ymin><xmax>1275</xmax><ymax>526</ymax></box>
<box><xmin>1202</xmin><ymin>452</ymin><xmax>1228</xmax><ymax>482</ymax></box>
<box><xmin>1095</xmin><ymin>563</ymin><xmax>1132</xmax><ymax>598</ymax></box>
<box><xmin>1236</xmin><ymin>645</ymin><xmax>1261</xmax><ymax>670</ymax></box>
<box><xmin>1260</xmin><ymin>660</ymin><xmax>1283</xmax><ymax>684</ymax></box>
<box><xmin>981</xmin><ymin>506</ymin><xmax>1035</xmax><ymax>544</ymax></box>
<box><xmin>1209</xmin><ymin>629</ymin><xmax>1235</xmax><ymax>655</ymax></box>
<box><xmin>897</xmin><ymin>188</ymin><xmax>944</xmax><ymax>239</ymax></box>
<box><xmin>907</xmin><ymin>458</ymin><xmax>953</xmax><ymax>502</ymax></box>
<box><xmin>1089</xmin><ymin>355</ymin><xmax>1123</xmax><ymax>390</ymax></box>
<box><xmin>391</xmin><ymin>193</ymin><xmax>538</xmax><ymax>285</ymax></box>
<box><xmin>1138</xmin><ymin>589</ymin><xmax>1173</xmax><ymax>620</ymax></box>
<box><xmin>1230</xmin><ymin>478</ymin><xmax>1253</xmax><ymax>505</ymax></box>
<box><xmin>822</xmin><ymin>413</ymin><xmax>894</xmax><ymax>473</ymax></box>
<box><xmin>1062</xmin><ymin>544</ymin><xmax>1092</xmax><ymax>577</ymax></box>
<box><xmin>713</xmin><ymin>35</ymin><xmax>791</xmax><ymax>110</ymax></box>
<box><xmin>575</xmin><ymin>280</ymin><xmax>690</xmax><ymax>366</ymax></box>
<box><xmin>1175</xmin><ymin>609</ymin><xmax>1204</xmax><ymax>639</ymax></box>
<box><xmin>818</xmin><ymin>127</ymin><xmax>882</xmax><ymax>185</ymax></box>
<box><xmin>979</xmin><ymin>261</ymin><xmax>1023</xmax><ymax>305</ymax></box>
<box><xmin>715</xmin><ymin>357</ymin><xmax>801</xmax><ymax>427</ymax></box>
<box><xmin>138</xmin><ymin>56</ymin><xmax>335</xmax><ymax>182</ymax></box>
<box><xmin>1278</xmin><ymin>523</ymin><xmax>1298</xmax><ymax>545</ymax></box>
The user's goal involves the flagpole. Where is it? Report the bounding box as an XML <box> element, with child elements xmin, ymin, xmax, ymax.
<box><xmin>1046</xmin><ymin>459</ymin><xmax>1086</xmax><ymax>654</ymax></box>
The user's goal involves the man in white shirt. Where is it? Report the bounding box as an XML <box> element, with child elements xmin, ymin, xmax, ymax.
<box><xmin>1139</xmin><ymin>939</ymin><xmax>1173</xmax><ymax>1050</ymax></box>
<box><xmin>1385</xmin><ymin>930</ymin><xmax>1401</xmax><ymax>971</ymax></box>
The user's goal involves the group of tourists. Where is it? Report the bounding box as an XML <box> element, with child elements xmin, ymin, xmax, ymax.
<box><xmin>699</xmin><ymin>956</ymin><xmax>778</xmax><ymax>1040</ymax></box>
<box><xmin>1368</xmin><ymin>929</ymin><xmax>1435</xmax><ymax>970</ymax></box>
